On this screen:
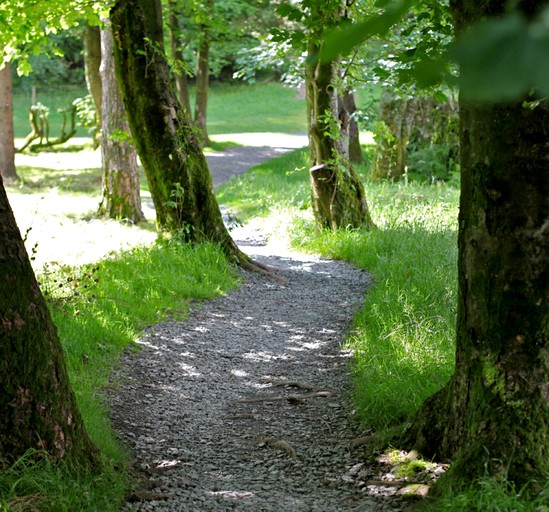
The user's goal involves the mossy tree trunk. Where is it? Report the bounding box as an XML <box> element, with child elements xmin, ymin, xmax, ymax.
<box><xmin>0</xmin><ymin>179</ymin><xmax>99</xmax><ymax>468</ymax></box>
<box><xmin>403</xmin><ymin>0</ymin><xmax>549</xmax><ymax>490</ymax></box>
<box><xmin>305</xmin><ymin>3</ymin><xmax>374</xmax><ymax>231</ymax></box>
<box><xmin>110</xmin><ymin>0</ymin><xmax>251</xmax><ymax>265</ymax></box>
<box><xmin>193</xmin><ymin>0</ymin><xmax>213</xmax><ymax>147</ymax></box>
<box><xmin>98</xmin><ymin>19</ymin><xmax>144</xmax><ymax>223</ymax></box>
<box><xmin>83</xmin><ymin>24</ymin><xmax>102</xmax><ymax>149</ymax></box>
<box><xmin>0</xmin><ymin>63</ymin><xmax>17</xmax><ymax>182</ymax></box>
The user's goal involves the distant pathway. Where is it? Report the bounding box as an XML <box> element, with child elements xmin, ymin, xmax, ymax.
<box><xmin>206</xmin><ymin>133</ymin><xmax>307</xmax><ymax>188</ymax></box>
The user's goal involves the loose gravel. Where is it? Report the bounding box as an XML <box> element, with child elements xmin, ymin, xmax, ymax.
<box><xmin>108</xmin><ymin>220</ymin><xmax>413</xmax><ymax>511</ymax></box>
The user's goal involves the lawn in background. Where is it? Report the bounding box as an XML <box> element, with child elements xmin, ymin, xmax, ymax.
<box><xmin>12</xmin><ymin>81</ymin><xmax>308</xmax><ymax>139</ymax></box>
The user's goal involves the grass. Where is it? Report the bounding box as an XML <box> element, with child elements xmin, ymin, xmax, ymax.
<box><xmin>13</xmin><ymin>81</ymin><xmax>307</xmax><ymax>139</ymax></box>
<box><xmin>427</xmin><ymin>478</ymin><xmax>549</xmax><ymax>511</ymax></box>
<box><xmin>13</xmin><ymin>85</ymin><xmax>89</xmax><ymax>138</ymax></box>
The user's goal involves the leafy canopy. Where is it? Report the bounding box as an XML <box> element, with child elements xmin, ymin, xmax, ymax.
<box><xmin>0</xmin><ymin>0</ymin><xmax>106</xmax><ymax>72</ymax></box>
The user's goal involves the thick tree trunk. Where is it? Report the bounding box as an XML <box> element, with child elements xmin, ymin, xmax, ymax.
<box><xmin>194</xmin><ymin>0</ymin><xmax>213</xmax><ymax>147</ymax></box>
<box><xmin>168</xmin><ymin>0</ymin><xmax>192</xmax><ymax>116</ymax></box>
<box><xmin>305</xmin><ymin>37</ymin><xmax>374</xmax><ymax>230</ymax></box>
<box><xmin>0</xmin><ymin>64</ymin><xmax>18</xmax><ymax>182</ymax></box>
<box><xmin>98</xmin><ymin>20</ymin><xmax>144</xmax><ymax>223</ymax></box>
<box><xmin>83</xmin><ymin>25</ymin><xmax>102</xmax><ymax>148</ymax></box>
<box><xmin>404</xmin><ymin>0</ymin><xmax>549</xmax><ymax>490</ymax></box>
<box><xmin>0</xmin><ymin>178</ymin><xmax>99</xmax><ymax>467</ymax></box>
<box><xmin>110</xmin><ymin>0</ymin><xmax>251</xmax><ymax>265</ymax></box>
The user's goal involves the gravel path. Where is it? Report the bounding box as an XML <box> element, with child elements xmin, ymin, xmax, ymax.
<box><xmin>109</xmin><ymin>222</ymin><xmax>411</xmax><ymax>511</ymax></box>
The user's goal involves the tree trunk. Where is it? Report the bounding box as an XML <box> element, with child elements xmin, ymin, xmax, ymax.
<box><xmin>98</xmin><ymin>19</ymin><xmax>144</xmax><ymax>223</ymax></box>
<box><xmin>342</xmin><ymin>90</ymin><xmax>363</xmax><ymax>164</ymax></box>
<box><xmin>371</xmin><ymin>92</ymin><xmax>459</xmax><ymax>181</ymax></box>
<box><xmin>168</xmin><ymin>0</ymin><xmax>192</xmax><ymax>116</ymax></box>
<box><xmin>0</xmin><ymin>64</ymin><xmax>18</xmax><ymax>182</ymax></box>
<box><xmin>403</xmin><ymin>0</ymin><xmax>549</xmax><ymax>491</ymax></box>
<box><xmin>0</xmin><ymin>178</ymin><xmax>99</xmax><ymax>467</ymax></box>
<box><xmin>110</xmin><ymin>0</ymin><xmax>251</xmax><ymax>265</ymax></box>
<box><xmin>370</xmin><ymin>92</ymin><xmax>414</xmax><ymax>180</ymax></box>
<box><xmin>83</xmin><ymin>24</ymin><xmax>102</xmax><ymax>148</ymax></box>
<box><xmin>194</xmin><ymin>0</ymin><xmax>213</xmax><ymax>147</ymax></box>
<box><xmin>305</xmin><ymin>32</ymin><xmax>374</xmax><ymax>230</ymax></box>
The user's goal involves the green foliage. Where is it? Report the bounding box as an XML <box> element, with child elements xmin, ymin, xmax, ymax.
<box><xmin>169</xmin><ymin>0</ymin><xmax>279</xmax><ymax>80</ymax></box>
<box><xmin>73</xmin><ymin>95</ymin><xmax>97</xmax><ymax>137</ymax></box>
<box><xmin>429</xmin><ymin>477</ymin><xmax>549</xmax><ymax>511</ymax></box>
<box><xmin>0</xmin><ymin>0</ymin><xmax>101</xmax><ymax>71</ymax></box>
<box><xmin>406</xmin><ymin>143</ymin><xmax>459</xmax><ymax>183</ymax></box>
<box><xmin>452</xmin><ymin>9</ymin><xmax>549</xmax><ymax>101</ymax></box>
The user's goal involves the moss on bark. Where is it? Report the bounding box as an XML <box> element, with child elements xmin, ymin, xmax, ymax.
<box><xmin>110</xmin><ymin>0</ymin><xmax>253</xmax><ymax>266</ymax></box>
<box><xmin>403</xmin><ymin>0</ymin><xmax>549</xmax><ymax>492</ymax></box>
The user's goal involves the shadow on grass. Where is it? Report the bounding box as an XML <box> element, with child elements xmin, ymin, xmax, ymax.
<box><xmin>10</xmin><ymin>166</ymin><xmax>102</xmax><ymax>195</ymax></box>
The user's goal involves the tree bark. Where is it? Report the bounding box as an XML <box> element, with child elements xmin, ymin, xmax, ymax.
<box><xmin>110</xmin><ymin>0</ymin><xmax>252</xmax><ymax>266</ymax></box>
<box><xmin>0</xmin><ymin>64</ymin><xmax>18</xmax><ymax>182</ymax></box>
<box><xmin>193</xmin><ymin>0</ymin><xmax>213</xmax><ymax>147</ymax></box>
<box><xmin>0</xmin><ymin>178</ymin><xmax>99</xmax><ymax>467</ymax></box>
<box><xmin>83</xmin><ymin>24</ymin><xmax>102</xmax><ymax>148</ymax></box>
<box><xmin>403</xmin><ymin>0</ymin><xmax>549</xmax><ymax>490</ymax></box>
<box><xmin>98</xmin><ymin>19</ymin><xmax>144</xmax><ymax>223</ymax></box>
<box><xmin>305</xmin><ymin>24</ymin><xmax>374</xmax><ymax>230</ymax></box>
<box><xmin>342</xmin><ymin>90</ymin><xmax>363</xmax><ymax>164</ymax></box>
<box><xmin>168</xmin><ymin>0</ymin><xmax>192</xmax><ymax>116</ymax></box>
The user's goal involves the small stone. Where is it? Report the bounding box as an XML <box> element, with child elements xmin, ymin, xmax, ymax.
<box><xmin>397</xmin><ymin>484</ymin><xmax>431</xmax><ymax>497</ymax></box>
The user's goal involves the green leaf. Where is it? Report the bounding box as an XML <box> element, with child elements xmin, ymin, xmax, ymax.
<box><xmin>452</xmin><ymin>12</ymin><xmax>549</xmax><ymax>101</ymax></box>
<box><xmin>320</xmin><ymin>0</ymin><xmax>417</xmax><ymax>60</ymax></box>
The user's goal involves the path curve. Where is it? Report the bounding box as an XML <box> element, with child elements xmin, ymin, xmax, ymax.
<box><xmin>109</xmin><ymin>228</ymin><xmax>407</xmax><ymax>510</ymax></box>
<box><xmin>101</xmin><ymin>136</ymin><xmax>406</xmax><ymax>510</ymax></box>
